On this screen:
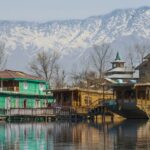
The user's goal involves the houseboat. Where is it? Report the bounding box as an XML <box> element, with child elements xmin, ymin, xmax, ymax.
<box><xmin>104</xmin><ymin>52</ymin><xmax>150</xmax><ymax>119</ymax></box>
<box><xmin>51</xmin><ymin>87</ymin><xmax>114</xmax><ymax>115</ymax></box>
<box><xmin>105</xmin><ymin>83</ymin><xmax>150</xmax><ymax>119</ymax></box>
<box><xmin>0</xmin><ymin>70</ymin><xmax>54</xmax><ymax>119</ymax></box>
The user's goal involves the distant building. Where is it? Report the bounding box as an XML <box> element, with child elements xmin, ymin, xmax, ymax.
<box><xmin>105</xmin><ymin>52</ymin><xmax>137</xmax><ymax>84</ymax></box>
<box><xmin>0</xmin><ymin>70</ymin><xmax>53</xmax><ymax>111</ymax></box>
<box><xmin>136</xmin><ymin>53</ymin><xmax>150</xmax><ymax>82</ymax></box>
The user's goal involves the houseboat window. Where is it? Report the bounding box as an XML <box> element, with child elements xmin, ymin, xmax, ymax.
<box><xmin>138</xmin><ymin>90</ymin><xmax>146</xmax><ymax>99</ymax></box>
<box><xmin>16</xmin><ymin>98</ymin><xmax>19</xmax><ymax>108</ymax></box>
<box><xmin>35</xmin><ymin>99</ymin><xmax>40</xmax><ymax>108</ymax></box>
<box><xmin>24</xmin><ymin>99</ymin><xmax>27</xmax><ymax>108</ymax></box>
<box><xmin>84</xmin><ymin>96</ymin><xmax>92</xmax><ymax>105</ymax></box>
<box><xmin>39</xmin><ymin>83</ymin><xmax>45</xmax><ymax>91</ymax></box>
<box><xmin>23</xmin><ymin>82</ymin><xmax>28</xmax><ymax>90</ymax></box>
<box><xmin>78</xmin><ymin>95</ymin><xmax>81</xmax><ymax>106</ymax></box>
<box><xmin>147</xmin><ymin>90</ymin><xmax>150</xmax><ymax>100</ymax></box>
<box><xmin>45</xmin><ymin>100</ymin><xmax>48</xmax><ymax>108</ymax></box>
<box><xmin>5</xmin><ymin>97</ymin><xmax>11</xmax><ymax>109</ymax></box>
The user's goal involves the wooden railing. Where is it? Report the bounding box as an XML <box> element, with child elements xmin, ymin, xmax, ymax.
<box><xmin>73</xmin><ymin>107</ymin><xmax>89</xmax><ymax>114</ymax></box>
<box><xmin>6</xmin><ymin>108</ymin><xmax>55</xmax><ymax>116</ymax></box>
<box><xmin>2</xmin><ymin>107</ymin><xmax>75</xmax><ymax>117</ymax></box>
<box><xmin>0</xmin><ymin>106</ymin><xmax>94</xmax><ymax>117</ymax></box>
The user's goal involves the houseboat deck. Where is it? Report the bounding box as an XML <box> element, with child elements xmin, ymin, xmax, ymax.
<box><xmin>0</xmin><ymin>106</ymin><xmax>90</xmax><ymax>121</ymax></box>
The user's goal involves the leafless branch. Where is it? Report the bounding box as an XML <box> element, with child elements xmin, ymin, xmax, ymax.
<box><xmin>29</xmin><ymin>50</ymin><xmax>60</xmax><ymax>85</ymax></box>
<box><xmin>91</xmin><ymin>43</ymin><xmax>112</xmax><ymax>82</ymax></box>
<box><xmin>0</xmin><ymin>41</ymin><xmax>7</xmax><ymax>70</ymax></box>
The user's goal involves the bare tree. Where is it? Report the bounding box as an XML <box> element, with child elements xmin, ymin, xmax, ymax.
<box><xmin>53</xmin><ymin>65</ymin><xmax>66</xmax><ymax>89</ymax></box>
<box><xmin>70</xmin><ymin>69</ymin><xmax>85</xmax><ymax>88</ymax></box>
<box><xmin>29</xmin><ymin>50</ymin><xmax>59</xmax><ymax>85</ymax></box>
<box><xmin>70</xmin><ymin>66</ymin><xmax>98</xmax><ymax>89</ymax></box>
<box><xmin>0</xmin><ymin>42</ymin><xmax>7</xmax><ymax>69</ymax></box>
<box><xmin>135</xmin><ymin>43</ymin><xmax>150</xmax><ymax>64</ymax></box>
<box><xmin>126</xmin><ymin>42</ymin><xmax>150</xmax><ymax>69</ymax></box>
<box><xmin>91</xmin><ymin>43</ymin><xmax>112</xmax><ymax>83</ymax></box>
<box><xmin>126</xmin><ymin>48</ymin><xmax>136</xmax><ymax>69</ymax></box>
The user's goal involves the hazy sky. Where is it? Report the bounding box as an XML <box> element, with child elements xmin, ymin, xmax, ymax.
<box><xmin>0</xmin><ymin>0</ymin><xmax>150</xmax><ymax>21</ymax></box>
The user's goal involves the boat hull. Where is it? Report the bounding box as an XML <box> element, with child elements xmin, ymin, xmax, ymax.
<box><xmin>105</xmin><ymin>101</ymin><xmax>149</xmax><ymax>119</ymax></box>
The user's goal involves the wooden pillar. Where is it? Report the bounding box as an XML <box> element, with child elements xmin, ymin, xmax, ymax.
<box><xmin>77</xmin><ymin>91</ymin><xmax>79</xmax><ymax>106</ymax></box>
<box><xmin>148</xmin><ymin>87</ymin><xmax>150</xmax><ymax>100</ymax></box>
<box><xmin>111</xmin><ymin>114</ymin><xmax>114</xmax><ymax>123</ymax></box>
<box><xmin>61</xmin><ymin>92</ymin><xmax>63</xmax><ymax>106</ymax></box>
<box><xmin>56</xmin><ymin>94</ymin><xmax>59</xmax><ymax>105</ymax></box>
<box><xmin>0</xmin><ymin>80</ymin><xmax>3</xmax><ymax>91</ymax></box>
<box><xmin>71</xmin><ymin>91</ymin><xmax>74</xmax><ymax>107</ymax></box>
<box><xmin>113</xmin><ymin>89</ymin><xmax>115</xmax><ymax>99</ymax></box>
<box><xmin>95</xmin><ymin>115</ymin><xmax>98</xmax><ymax>122</ymax></box>
<box><xmin>103</xmin><ymin>84</ymin><xmax>105</xmax><ymax>100</ymax></box>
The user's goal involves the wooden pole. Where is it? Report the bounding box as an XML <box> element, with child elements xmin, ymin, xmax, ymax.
<box><xmin>71</xmin><ymin>90</ymin><xmax>74</xmax><ymax>109</ymax></box>
<box><xmin>61</xmin><ymin>92</ymin><xmax>63</xmax><ymax>106</ymax></box>
<box><xmin>0</xmin><ymin>80</ymin><xmax>3</xmax><ymax>91</ymax></box>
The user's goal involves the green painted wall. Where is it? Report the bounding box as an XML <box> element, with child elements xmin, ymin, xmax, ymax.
<box><xmin>0</xmin><ymin>94</ymin><xmax>54</xmax><ymax>111</ymax></box>
<box><xmin>19</xmin><ymin>81</ymin><xmax>47</xmax><ymax>95</ymax></box>
<box><xmin>0</xmin><ymin>79</ymin><xmax>53</xmax><ymax>111</ymax></box>
<box><xmin>0</xmin><ymin>96</ymin><xmax>5</xmax><ymax>109</ymax></box>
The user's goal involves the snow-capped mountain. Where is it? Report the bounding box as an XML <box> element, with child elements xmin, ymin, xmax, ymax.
<box><xmin>0</xmin><ymin>6</ymin><xmax>150</xmax><ymax>71</ymax></box>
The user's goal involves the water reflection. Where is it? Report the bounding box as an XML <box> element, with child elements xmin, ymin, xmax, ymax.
<box><xmin>0</xmin><ymin>120</ymin><xmax>149</xmax><ymax>150</ymax></box>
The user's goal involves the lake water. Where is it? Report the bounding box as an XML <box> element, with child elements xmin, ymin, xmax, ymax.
<box><xmin>0</xmin><ymin>120</ymin><xmax>150</xmax><ymax>150</ymax></box>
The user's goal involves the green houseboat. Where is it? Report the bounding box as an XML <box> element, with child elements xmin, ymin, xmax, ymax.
<box><xmin>0</xmin><ymin>70</ymin><xmax>54</xmax><ymax>118</ymax></box>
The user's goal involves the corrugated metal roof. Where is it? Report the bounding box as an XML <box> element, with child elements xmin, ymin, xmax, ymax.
<box><xmin>0</xmin><ymin>70</ymin><xmax>44</xmax><ymax>81</ymax></box>
<box><xmin>135</xmin><ymin>83</ymin><xmax>150</xmax><ymax>86</ymax></box>
<box><xmin>106</xmin><ymin>74</ymin><xmax>134</xmax><ymax>79</ymax></box>
<box><xmin>107</xmin><ymin>67</ymin><xmax>134</xmax><ymax>73</ymax></box>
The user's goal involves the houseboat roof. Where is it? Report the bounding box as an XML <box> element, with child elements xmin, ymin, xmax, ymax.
<box><xmin>0</xmin><ymin>70</ymin><xmax>45</xmax><ymax>82</ymax></box>
<box><xmin>144</xmin><ymin>53</ymin><xmax>150</xmax><ymax>59</ymax></box>
<box><xmin>135</xmin><ymin>83</ymin><xmax>150</xmax><ymax>87</ymax></box>
<box><xmin>106</xmin><ymin>74</ymin><xmax>135</xmax><ymax>79</ymax></box>
<box><xmin>50</xmin><ymin>87</ymin><xmax>113</xmax><ymax>94</ymax></box>
<box><xmin>107</xmin><ymin>67</ymin><xmax>134</xmax><ymax>74</ymax></box>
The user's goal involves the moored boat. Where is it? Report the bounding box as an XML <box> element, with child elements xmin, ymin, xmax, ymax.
<box><xmin>105</xmin><ymin>83</ymin><xmax>150</xmax><ymax>119</ymax></box>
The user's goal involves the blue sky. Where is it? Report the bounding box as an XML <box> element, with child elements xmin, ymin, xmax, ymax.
<box><xmin>0</xmin><ymin>0</ymin><xmax>150</xmax><ymax>21</ymax></box>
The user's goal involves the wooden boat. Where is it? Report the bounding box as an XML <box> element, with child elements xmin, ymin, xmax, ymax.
<box><xmin>105</xmin><ymin>83</ymin><xmax>150</xmax><ymax>119</ymax></box>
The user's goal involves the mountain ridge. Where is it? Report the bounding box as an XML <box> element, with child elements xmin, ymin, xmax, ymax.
<box><xmin>0</xmin><ymin>6</ymin><xmax>149</xmax><ymax>71</ymax></box>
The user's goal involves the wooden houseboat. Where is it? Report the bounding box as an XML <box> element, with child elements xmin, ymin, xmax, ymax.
<box><xmin>0</xmin><ymin>70</ymin><xmax>54</xmax><ymax>119</ymax></box>
<box><xmin>51</xmin><ymin>87</ymin><xmax>114</xmax><ymax>115</ymax></box>
<box><xmin>105</xmin><ymin>83</ymin><xmax>150</xmax><ymax>119</ymax></box>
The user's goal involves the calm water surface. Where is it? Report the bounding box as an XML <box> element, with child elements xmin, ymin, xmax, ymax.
<box><xmin>0</xmin><ymin>120</ymin><xmax>150</xmax><ymax>150</ymax></box>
